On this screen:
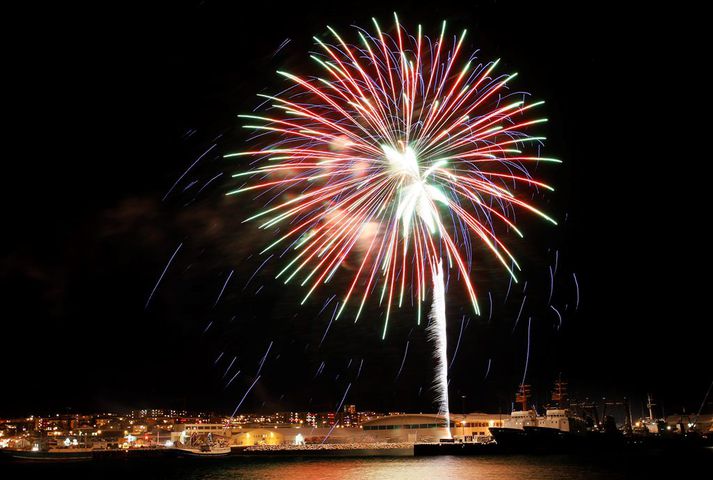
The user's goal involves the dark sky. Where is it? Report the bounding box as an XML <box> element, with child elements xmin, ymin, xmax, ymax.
<box><xmin>3</xmin><ymin>1</ymin><xmax>709</xmax><ymax>419</ymax></box>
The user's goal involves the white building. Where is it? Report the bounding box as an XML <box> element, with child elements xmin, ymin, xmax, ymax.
<box><xmin>203</xmin><ymin>413</ymin><xmax>505</xmax><ymax>446</ymax></box>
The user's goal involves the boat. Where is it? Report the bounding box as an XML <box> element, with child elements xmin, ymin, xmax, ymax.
<box><xmin>490</xmin><ymin>378</ymin><xmax>589</xmax><ymax>452</ymax></box>
<box><xmin>521</xmin><ymin>377</ymin><xmax>588</xmax><ymax>447</ymax></box>
<box><xmin>632</xmin><ymin>393</ymin><xmax>666</xmax><ymax>435</ymax></box>
<box><xmin>6</xmin><ymin>436</ymin><xmax>94</xmax><ymax>461</ymax></box>
<box><xmin>174</xmin><ymin>430</ymin><xmax>231</xmax><ymax>458</ymax></box>
<box><xmin>489</xmin><ymin>384</ymin><xmax>542</xmax><ymax>450</ymax></box>
<box><xmin>8</xmin><ymin>447</ymin><xmax>94</xmax><ymax>462</ymax></box>
<box><xmin>175</xmin><ymin>444</ymin><xmax>231</xmax><ymax>457</ymax></box>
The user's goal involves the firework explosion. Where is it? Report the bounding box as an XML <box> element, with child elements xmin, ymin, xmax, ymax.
<box><xmin>227</xmin><ymin>15</ymin><xmax>557</xmax><ymax>432</ymax></box>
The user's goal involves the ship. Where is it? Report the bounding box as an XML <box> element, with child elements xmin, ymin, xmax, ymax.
<box><xmin>175</xmin><ymin>444</ymin><xmax>231</xmax><ymax>458</ymax></box>
<box><xmin>490</xmin><ymin>377</ymin><xmax>589</xmax><ymax>451</ymax></box>
<box><xmin>521</xmin><ymin>376</ymin><xmax>588</xmax><ymax>445</ymax></box>
<box><xmin>6</xmin><ymin>438</ymin><xmax>93</xmax><ymax>462</ymax></box>
<box><xmin>488</xmin><ymin>384</ymin><xmax>542</xmax><ymax>450</ymax></box>
<box><xmin>8</xmin><ymin>448</ymin><xmax>94</xmax><ymax>461</ymax></box>
<box><xmin>631</xmin><ymin>393</ymin><xmax>666</xmax><ymax>435</ymax></box>
<box><xmin>174</xmin><ymin>431</ymin><xmax>231</xmax><ymax>458</ymax></box>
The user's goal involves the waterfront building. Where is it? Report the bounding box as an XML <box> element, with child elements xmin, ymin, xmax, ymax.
<box><xmin>360</xmin><ymin>413</ymin><xmax>503</xmax><ymax>443</ymax></box>
<box><xmin>200</xmin><ymin>413</ymin><xmax>505</xmax><ymax>446</ymax></box>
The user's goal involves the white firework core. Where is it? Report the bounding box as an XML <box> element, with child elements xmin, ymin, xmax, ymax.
<box><xmin>385</xmin><ymin>145</ymin><xmax>449</xmax><ymax>237</ymax></box>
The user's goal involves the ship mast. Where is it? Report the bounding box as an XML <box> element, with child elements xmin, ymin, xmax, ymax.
<box><xmin>515</xmin><ymin>384</ymin><xmax>531</xmax><ymax>412</ymax></box>
<box><xmin>646</xmin><ymin>393</ymin><xmax>656</xmax><ymax>420</ymax></box>
<box><xmin>551</xmin><ymin>373</ymin><xmax>568</xmax><ymax>408</ymax></box>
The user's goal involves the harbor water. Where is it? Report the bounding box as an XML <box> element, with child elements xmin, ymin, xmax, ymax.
<box><xmin>2</xmin><ymin>450</ymin><xmax>711</xmax><ymax>479</ymax></box>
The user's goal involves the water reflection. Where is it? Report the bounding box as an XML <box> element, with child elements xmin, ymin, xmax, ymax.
<box><xmin>3</xmin><ymin>452</ymin><xmax>710</xmax><ymax>480</ymax></box>
<box><xmin>189</xmin><ymin>456</ymin><xmax>629</xmax><ymax>480</ymax></box>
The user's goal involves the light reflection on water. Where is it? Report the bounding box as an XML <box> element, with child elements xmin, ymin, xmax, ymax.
<box><xmin>151</xmin><ymin>455</ymin><xmax>653</xmax><ymax>480</ymax></box>
<box><xmin>3</xmin><ymin>452</ymin><xmax>711</xmax><ymax>479</ymax></box>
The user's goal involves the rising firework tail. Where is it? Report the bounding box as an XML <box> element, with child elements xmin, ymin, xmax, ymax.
<box><xmin>427</xmin><ymin>260</ymin><xmax>450</xmax><ymax>436</ymax></box>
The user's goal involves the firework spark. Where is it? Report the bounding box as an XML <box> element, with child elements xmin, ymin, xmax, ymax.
<box><xmin>228</xmin><ymin>15</ymin><xmax>557</xmax><ymax>430</ymax></box>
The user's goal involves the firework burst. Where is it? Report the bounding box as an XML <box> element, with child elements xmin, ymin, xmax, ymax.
<box><xmin>227</xmin><ymin>15</ymin><xmax>558</xmax><ymax>426</ymax></box>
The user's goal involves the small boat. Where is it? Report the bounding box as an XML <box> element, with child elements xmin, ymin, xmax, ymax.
<box><xmin>175</xmin><ymin>444</ymin><xmax>231</xmax><ymax>458</ymax></box>
<box><xmin>8</xmin><ymin>447</ymin><xmax>94</xmax><ymax>462</ymax></box>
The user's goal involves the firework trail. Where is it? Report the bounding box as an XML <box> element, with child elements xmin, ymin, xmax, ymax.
<box><xmin>484</xmin><ymin>358</ymin><xmax>492</xmax><ymax>380</ymax></box>
<box><xmin>487</xmin><ymin>292</ymin><xmax>493</xmax><ymax>321</ymax></box>
<box><xmin>181</xmin><ymin>180</ymin><xmax>199</xmax><ymax>193</ymax></box>
<box><xmin>550</xmin><ymin>304</ymin><xmax>562</xmax><ymax>329</ymax></box>
<box><xmin>163</xmin><ymin>144</ymin><xmax>216</xmax><ymax>201</ymax></box>
<box><xmin>573</xmin><ymin>272</ymin><xmax>581</xmax><ymax>309</ymax></box>
<box><xmin>314</xmin><ymin>361</ymin><xmax>326</xmax><ymax>378</ymax></box>
<box><xmin>319</xmin><ymin>302</ymin><xmax>339</xmax><ymax>346</ymax></box>
<box><xmin>273</xmin><ymin>38</ymin><xmax>292</xmax><ymax>57</ymax></box>
<box><xmin>395</xmin><ymin>340</ymin><xmax>410</xmax><ymax>380</ymax></box>
<box><xmin>449</xmin><ymin>314</ymin><xmax>466</xmax><ymax>369</ymax></box>
<box><xmin>196</xmin><ymin>172</ymin><xmax>223</xmax><ymax>196</ymax></box>
<box><xmin>554</xmin><ymin>249</ymin><xmax>559</xmax><ymax>274</ymax></box>
<box><xmin>512</xmin><ymin>295</ymin><xmax>527</xmax><ymax>333</ymax></box>
<box><xmin>243</xmin><ymin>255</ymin><xmax>273</xmax><ymax>291</ymax></box>
<box><xmin>225</xmin><ymin>370</ymin><xmax>241</xmax><ymax>388</ymax></box>
<box><xmin>256</xmin><ymin>341</ymin><xmax>273</xmax><ymax>377</ymax></box>
<box><xmin>521</xmin><ymin>316</ymin><xmax>532</xmax><ymax>386</ymax></box>
<box><xmin>504</xmin><ymin>263</ymin><xmax>515</xmax><ymax>303</ymax></box>
<box><xmin>213</xmin><ymin>269</ymin><xmax>234</xmax><ymax>307</ymax></box>
<box><xmin>427</xmin><ymin>260</ymin><xmax>451</xmax><ymax>437</ymax></box>
<box><xmin>228</xmin><ymin>15</ymin><xmax>556</xmax><ymax>430</ymax></box>
<box><xmin>145</xmin><ymin>242</ymin><xmax>182</xmax><ymax>309</ymax></box>
<box><xmin>322</xmin><ymin>383</ymin><xmax>352</xmax><ymax>444</ymax></box>
<box><xmin>356</xmin><ymin>358</ymin><xmax>364</xmax><ymax>378</ymax></box>
<box><xmin>222</xmin><ymin>355</ymin><xmax>237</xmax><ymax>378</ymax></box>
<box><xmin>230</xmin><ymin>375</ymin><xmax>261</xmax><ymax>419</ymax></box>
<box><xmin>317</xmin><ymin>294</ymin><xmax>337</xmax><ymax>315</ymax></box>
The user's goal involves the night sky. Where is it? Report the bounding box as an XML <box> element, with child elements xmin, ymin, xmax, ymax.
<box><xmin>3</xmin><ymin>1</ymin><xmax>708</xmax><ymax>419</ymax></box>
